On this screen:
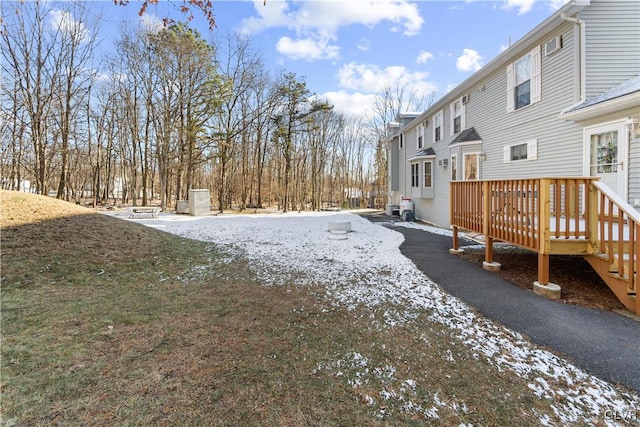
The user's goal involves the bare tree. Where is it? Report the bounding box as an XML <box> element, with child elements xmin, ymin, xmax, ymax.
<box><xmin>1</xmin><ymin>0</ymin><xmax>60</xmax><ymax>194</ymax></box>
<box><xmin>367</xmin><ymin>83</ymin><xmax>440</xmax><ymax>207</ymax></box>
<box><xmin>51</xmin><ymin>3</ymin><xmax>99</xmax><ymax>200</ymax></box>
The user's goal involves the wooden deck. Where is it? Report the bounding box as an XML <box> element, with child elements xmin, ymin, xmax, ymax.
<box><xmin>450</xmin><ymin>178</ymin><xmax>639</xmax><ymax>315</ymax></box>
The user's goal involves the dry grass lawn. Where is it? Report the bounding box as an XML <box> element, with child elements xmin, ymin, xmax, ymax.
<box><xmin>1</xmin><ymin>190</ymin><xmax>638</xmax><ymax>426</ymax></box>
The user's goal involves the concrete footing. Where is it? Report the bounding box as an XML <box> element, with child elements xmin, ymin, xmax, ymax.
<box><xmin>449</xmin><ymin>248</ymin><xmax>464</xmax><ymax>254</ymax></box>
<box><xmin>533</xmin><ymin>281</ymin><xmax>562</xmax><ymax>300</ymax></box>
<box><xmin>482</xmin><ymin>261</ymin><xmax>502</xmax><ymax>271</ymax></box>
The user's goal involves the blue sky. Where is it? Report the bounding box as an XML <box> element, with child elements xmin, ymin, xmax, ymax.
<box><xmin>90</xmin><ymin>1</ymin><xmax>567</xmax><ymax>116</ymax></box>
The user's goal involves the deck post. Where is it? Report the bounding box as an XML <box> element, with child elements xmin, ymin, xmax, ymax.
<box><xmin>452</xmin><ymin>225</ymin><xmax>459</xmax><ymax>250</ymax></box>
<box><xmin>485</xmin><ymin>236</ymin><xmax>494</xmax><ymax>263</ymax></box>
<box><xmin>533</xmin><ymin>178</ymin><xmax>561</xmax><ymax>299</ymax></box>
<box><xmin>482</xmin><ymin>181</ymin><xmax>500</xmax><ymax>270</ymax></box>
<box><xmin>537</xmin><ymin>253</ymin><xmax>550</xmax><ymax>285</ymax></box>
<box><xmin>482</xmin><ymin>236</ymin><xmax>501</xmax><ymax>271</ymax></box>
<box><xmin>586</xmin><ymin>179</ymin><xmax>599</xmax><ymax>252</ymax></box>
<box><xmin>450</xmin><ymin>225</ymin><xmax>464</xmax><ymax>254</ymax></box>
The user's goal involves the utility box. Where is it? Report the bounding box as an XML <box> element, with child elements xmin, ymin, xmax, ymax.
<box><xmin>188</xmin><ymin>189</ymin><xmax>210</xmax><ymax>216</ymax></box>
<box><xmin>176</xmin><ymin>200</ymin><xmax>189</xmax><ymax>214</ymax></box>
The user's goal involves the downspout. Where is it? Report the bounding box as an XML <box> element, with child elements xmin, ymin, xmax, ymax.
<box><xmin>560</xmin><ymin>12</ymin><xmax>586</xmax><ymax>113</ymax></box>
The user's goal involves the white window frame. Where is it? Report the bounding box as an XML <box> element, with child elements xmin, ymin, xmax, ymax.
<box><xmin>503</xmin><ymin>139</ymin><xmax>538</xmax><ymax>163</ymax></box>
<box><xmin>449</xmin><ymin>99</ymin><xmax>465</xmax><ymax>135</ymax></box>
<box><xmin>411</xmin><ymin>162</ymin><xmax>420</xmax><ymax>187</ymax></box>
<box><xmin>450</xmin><ymin>154</ymin><xmax>458</xmax><ymax>181</ymax></box>
<box><xmin>423</xmin><ymin>160</ymin><xmax>433</xmax><ymax>188</ymax></box>
<box><xmin>432</xmin><ymin>110</ymin><xmax>443</xmax><ymax>142</ymax></box>
<box><xmin>417</xmin><ymin>125</ymin><xmax>424</xmax><ymax>149</ymax></box>
<box><xmin>463</xmin><ymin>153</ymin><xmax>479</xmax><ymax>180</ymax></box>
<box><xmin>506</xmin><ymin>46</ymin><xmax>541</xmax><ymax>113</ymax></box>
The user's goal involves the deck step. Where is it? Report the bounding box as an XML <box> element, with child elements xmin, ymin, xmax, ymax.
<box><xmin>585</xmin><ymin>254</ymin><xmax>637</xmax><ymax>314</ymax></box>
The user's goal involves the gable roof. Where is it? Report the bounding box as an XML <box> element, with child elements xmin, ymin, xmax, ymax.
<box><xmin>407</xmin><ymin>147</ymin><xmax>436</xmax><ymax>160</ymax></box>
<box><xmin>450</xmin><ymin>127</ymin><xmax>482</xmax><ymax>146</ymax></box>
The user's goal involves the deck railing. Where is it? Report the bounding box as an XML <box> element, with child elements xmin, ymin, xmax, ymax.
<box><xmin>450</xmin><ymin>177</ymin><xmax>638</xmax><ymax>314</ymax></box>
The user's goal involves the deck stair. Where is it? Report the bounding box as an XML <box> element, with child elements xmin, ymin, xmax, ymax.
<box><xmin>450</xmin><ymin>178</ymin><xmax>639</xmax><ymax>315</ymax></box>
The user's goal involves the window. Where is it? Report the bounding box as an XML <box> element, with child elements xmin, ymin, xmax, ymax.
<box><xmin>450</xmin><ymin>99</ymin><xmax>465</xmax><ymax>134</ymax></box>
<box><xmin>433</xmin><ymin>110</ymin><xmax>443</xmax><ymax>142</ymax></box>
<box><xmin>503</xmin><ymin>139</ymin><xmax>538</xmax><ymax>162</ymax></box>
<box><xmin>411</xmin><ymin>163</ymin><xmax>420</xmax><ymax>187</ymax></box>
<box><xmin>423</xmin><ymin>161</ymin><xmax>433</xmax><ymax>188</ymax></box>
<box><xmin>514</xmin><ymin>55</ymin><xmax>531</xmax><ymax>109</ymax></box>
<box><xmin>400</xmin><ymin>133</ymin><xmax>403</xmax><ymax>149</ymax></box>
<box><xmin>506</xmin><ymin>46</ymin><xmax>541</xmax><ymax>112</ymax></box>
<box><xmin>463</xmin><ymin>153</ymin><xmax>479</xmax><ymax>180</ymax></box>
<box><xmin>418</xmin><ymin>135</ymin><xmax>423</xmax><ymax>149</ymax></box>
<box><xmin>417</xmin><ymin>124</ymin><xmax>424</xmax><ymax>149</ymax></box>
<box><xmin>450</xmin><ymin>155</ymin><xmax>457</xmax><ymax>181</ymax></box>
<box><xmin>591</xmin><ymin>131</ymin><xmax>618</xmax><ymax>173</ymax></box>
<box><xmin>511</xmin><ymin>143</ymin><xmax>528</xmax><ymax>161</ymax></box>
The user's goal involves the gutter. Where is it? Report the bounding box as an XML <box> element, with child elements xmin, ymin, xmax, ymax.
<box><xmin>559</xmin><ymin>12</ymin><xmax>587</xmax><ymax>115</ymax></box>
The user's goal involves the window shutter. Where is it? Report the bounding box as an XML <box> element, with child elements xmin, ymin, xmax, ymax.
<box><xmin>461</xmin><ymin>102</ymin><xmax>466</xmax><ymax>130</ymax></box>
<box><xmin>506</xmin><ymin>63</ymin><xmax>514</xmax><ymax>113</ymax></box>
<box><xmin>527</xmin><ymin>138</ymin><xmax>538</xmax><ymax>160</ymax></box>
<box><xmin>503</xmin><ymin>145</ymin><xmax>511</xmax><ymax>163</ymax></box>
<box><xmin>530</xmin><ymin>46</ymin><xmax>541</xmax><ymax>104</ymax></box>
<box><xmin>432</xmin><ymin>113</ymin><xmax>436</xmax><ymax>141</ymax></box>
<box><xmin>449</xmin><ymin>103</ymin><xmax>455</xmax><ymax>134</ymax></box>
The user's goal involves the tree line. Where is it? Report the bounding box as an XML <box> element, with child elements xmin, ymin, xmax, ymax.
<box><xmin>1</xmin><ymin>1</ymin><xmax>433</xmax><ymax>212</ymax></box>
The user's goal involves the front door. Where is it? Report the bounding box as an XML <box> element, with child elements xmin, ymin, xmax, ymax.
<box><xmin>585</xmin><ymin>122</ymin><xmax>627</xmax><ymax>200</ymax></box>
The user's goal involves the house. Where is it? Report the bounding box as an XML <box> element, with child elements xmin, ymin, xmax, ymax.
<box><xmin>386</xmin><ymin>0</ymin><xmax>640</xmax><ymax>315</ymax></box>
<box><xmin>387</xmin><ymin>0</ymin><xmax>640</xmax><ymax>229</ymax></box>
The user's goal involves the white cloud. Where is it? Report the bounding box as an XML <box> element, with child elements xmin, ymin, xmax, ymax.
<box><xmin>357</xmin><ymin>38</ymin><xmax>370</xmax><ymax>52</ymax></box>
<box><xmin>456</xmin><ymin>48</ymin><xmax>483</xmax><ymax>72</ymax></box>
<box><xmin>276</xmin><ymin>36</ymin><xmax>340</xmax><ymax>60</ymax></box>
<box><xmin>338</xmin><ymin>62</ymin><xmax>431</xmax><ymax>93</ymax></box>
<box><xmin>240</xmin><ymin>0</ymin><xmax>423</xmax><ymax>60</ymax></box>
<box><xmin>501</xmin><ymin>0</ymin><xmax>536</xmax><ymax>15</ymax></box>
<box><xmin>243</xmin><ymin>0</ymin><xmax>423</xmax><ymax>36</ymax></box>
<box><xmin>499</xmin><ymin>0</ymin><xmax>568</xmax><ymax>15</ymax></box>
<box><xmin>50</xmin><ymin>9</ymin><xmax>89</xmax><ymax>43</ymax></box>
<box><xmin>332</xmin><ymin>62</ymin><xmax>438</xmax><ymax>115</ymax></box>
<box><xmin>416</xmin><ymin>50</ymin><xmax>434</xmax><ymax>64</ymax></box>
<box><xmin>322</xmin><ymin>90</ymin><xmax>378</xmax><ymax>117</ymax></box>
<box><xmin>139</xmin><ymin>14</ymin><xmax>164</xmax><ymax>34</ymax></box>
<box><xmin>548</xmin><ymin>0</ymin><xmax>570</xmax><ymax>10</ymax></box>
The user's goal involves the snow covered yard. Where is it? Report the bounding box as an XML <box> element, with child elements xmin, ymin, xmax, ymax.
<box><xmin>119</xmin><ymin>210</ymin><xmax>640</xmax><ymax>425</ymax></box>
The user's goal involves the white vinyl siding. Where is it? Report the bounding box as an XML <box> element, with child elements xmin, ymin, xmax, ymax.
<box><xmin>580</xmin><ymin>1</ymin><xmax>640</xmax><ymax>97</ymax></box>
<box><xmin>388</xmin><ymin>2</ymin><xmax>639</xmax><ymax>229</ymax></box>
